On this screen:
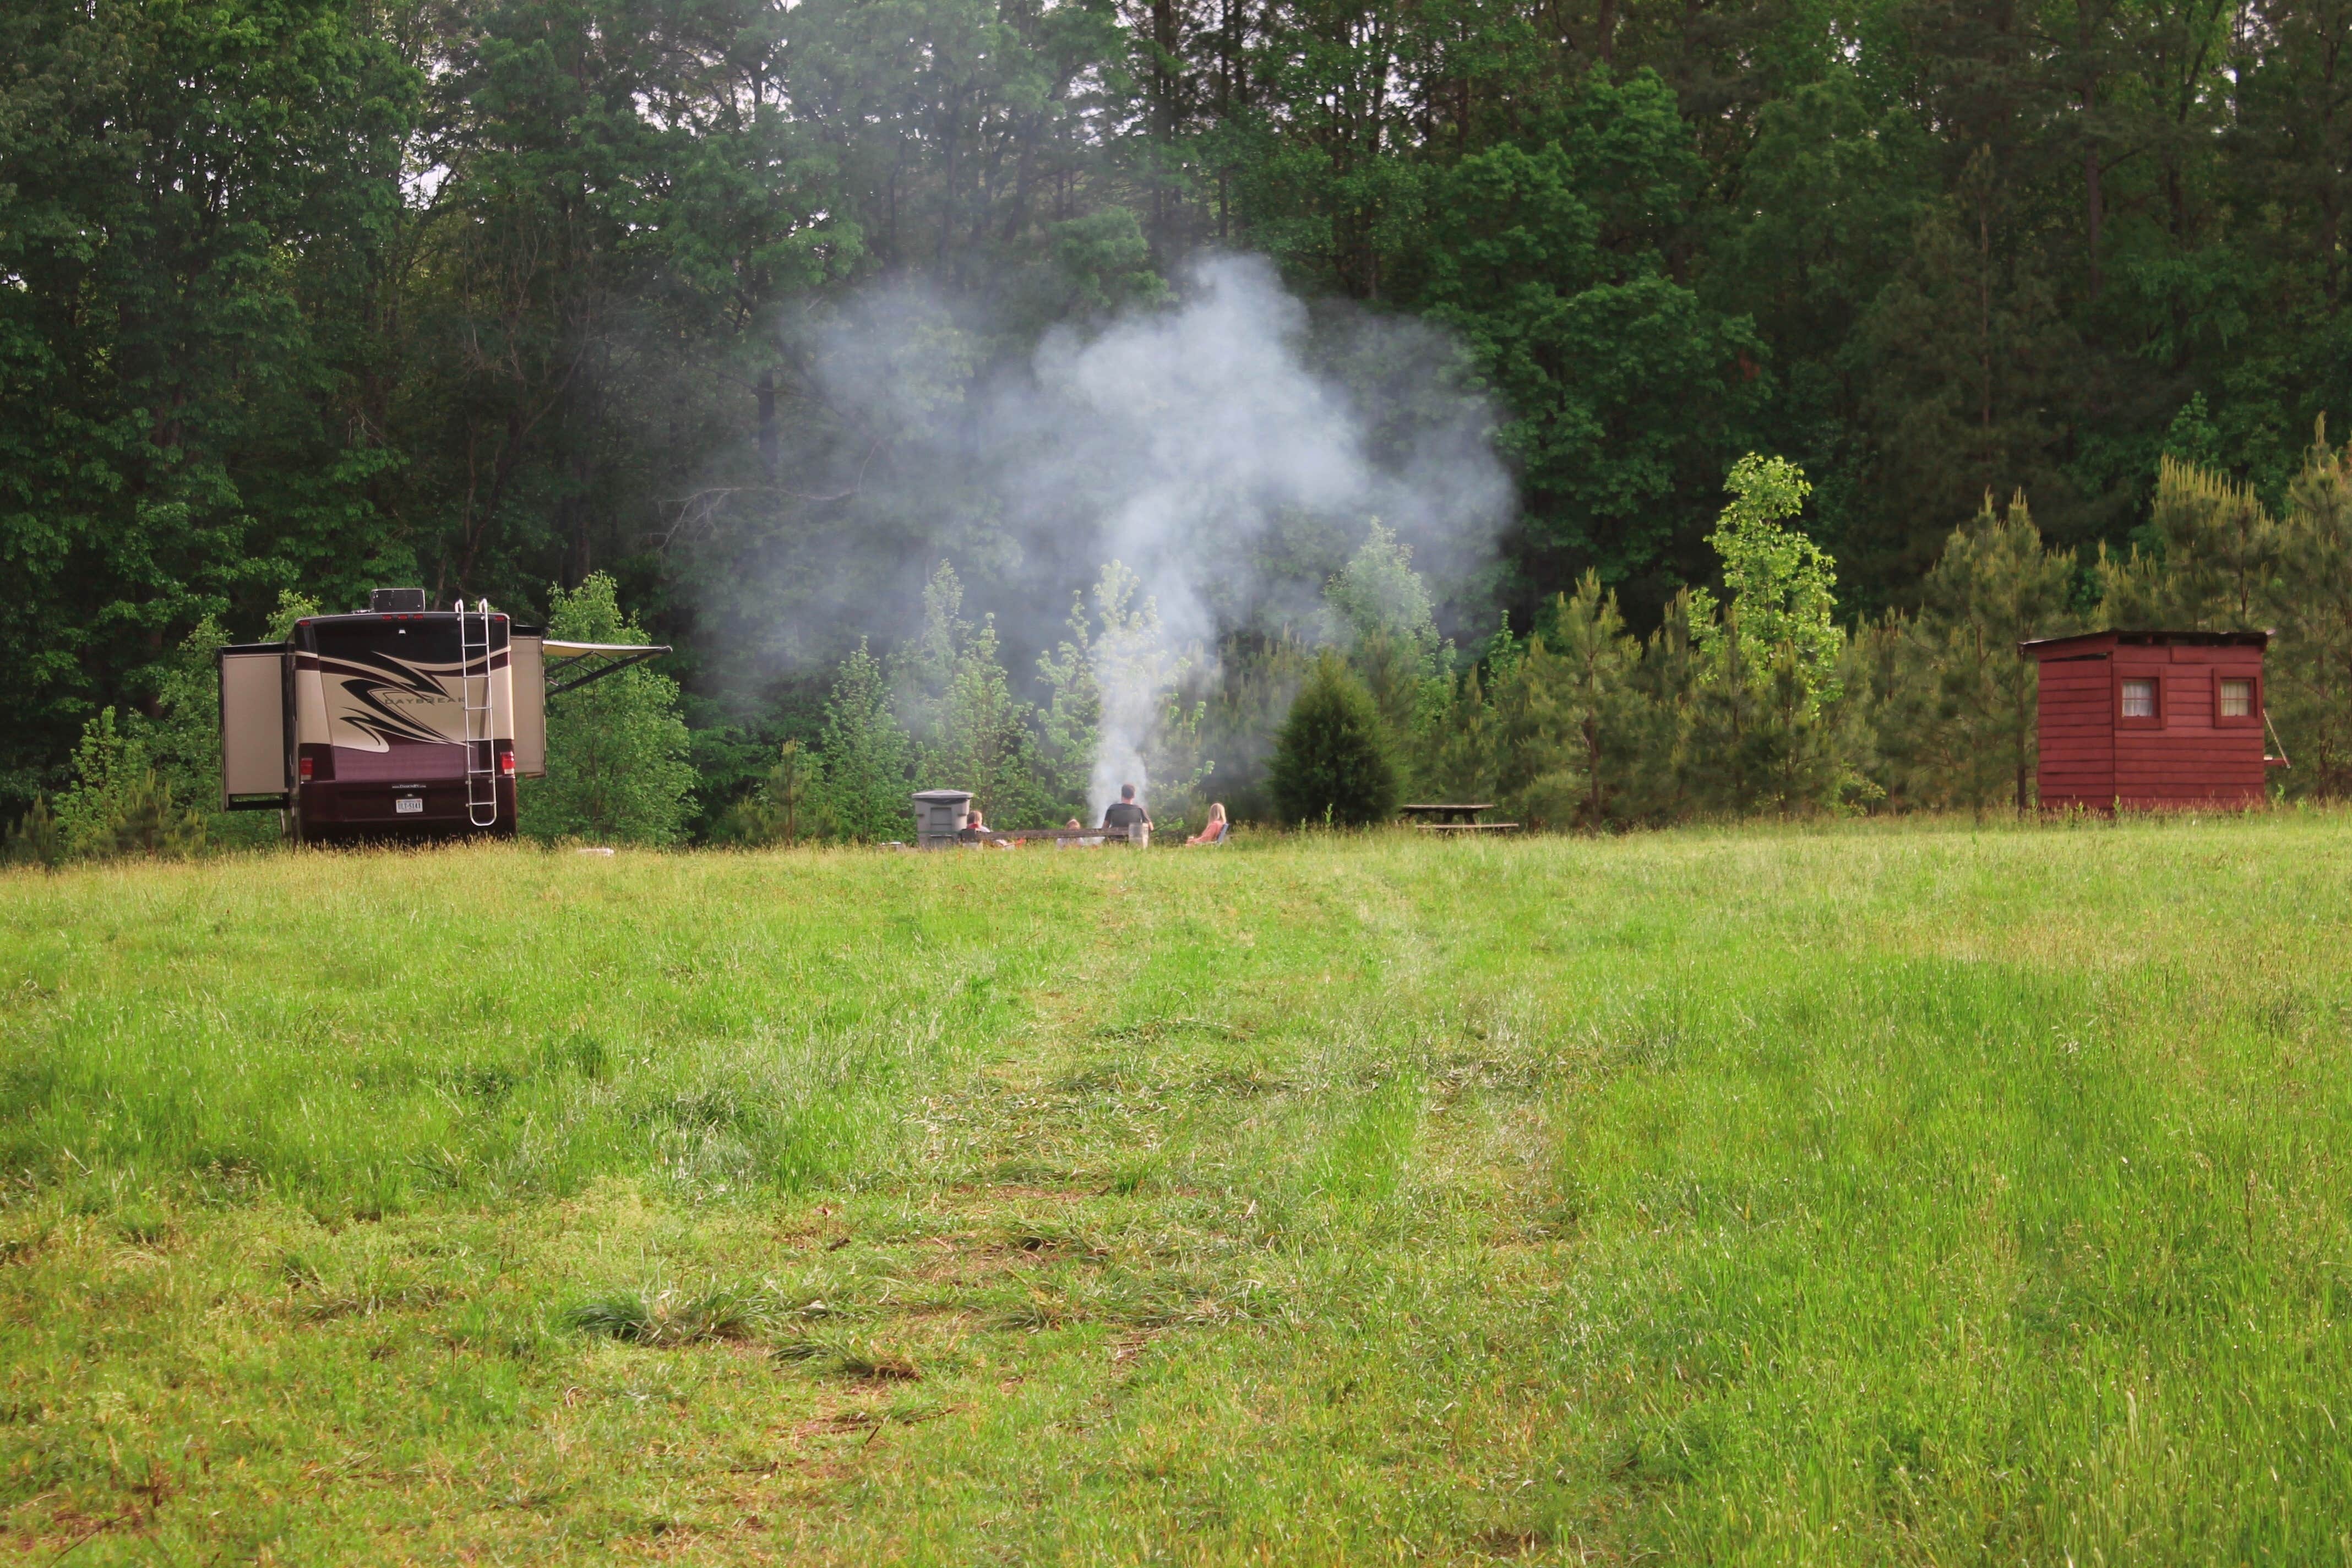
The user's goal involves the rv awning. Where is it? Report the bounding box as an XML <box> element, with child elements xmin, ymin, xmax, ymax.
<box><xmin>541</xmin><ymin>639</ymin><xmax>673</xmax><ymax>696</ymax></box>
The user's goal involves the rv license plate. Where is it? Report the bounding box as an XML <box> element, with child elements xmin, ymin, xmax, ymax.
<box><xmin>395</xmin><ymin>797</ymin><xmax>424</xmax><ymax>814</ymax></box>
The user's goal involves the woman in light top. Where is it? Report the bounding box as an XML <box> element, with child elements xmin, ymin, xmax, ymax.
<box><xmin>1186</xmin><ymin>802</ymin><xmax>1229</xmax><ymax>845</ymax></box>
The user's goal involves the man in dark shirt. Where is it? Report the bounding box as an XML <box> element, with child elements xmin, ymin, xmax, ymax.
<box><xmin>1101</xmin><ymin>784</ymin><xmax>1150</xmax><ymax>837</ymax></box>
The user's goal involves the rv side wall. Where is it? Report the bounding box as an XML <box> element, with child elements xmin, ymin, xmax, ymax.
<box><xmin>509</xmin><ymin>634</ymin><xmax>547</xmax><ymax>777</ymax></box>
<box><xmin>218</xmin><ymin>647</ymin><xmax>290</xmax><ymax>808</ymax></box>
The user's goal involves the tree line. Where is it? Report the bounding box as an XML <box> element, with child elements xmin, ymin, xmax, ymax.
<box><xmin>10</xmin><ymin>427</ymin><xmax>2350</xmax><ymax>859</ymax></box>
<box><xmin>694</xmin><ymin>427</ymin><xmax>2352</xmax><ymax>846</ymax></box>
<box><xmin>4</xmin><ymin>0</ymin><xmax>2350</xmax><ymax>825</ymax></box>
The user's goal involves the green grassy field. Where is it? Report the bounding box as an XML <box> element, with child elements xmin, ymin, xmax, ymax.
<box><xmin>3</xmin><ymin>820</ymin><xmax>2350</xmax><ymax>1565</ymax></box>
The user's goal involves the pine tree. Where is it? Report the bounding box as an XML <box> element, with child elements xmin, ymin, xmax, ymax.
<box><xmin>1634</xmin><ymin>589</ymin><xmax>1705</xmax><ymax>820</ymax></box>
<box><xmin>718</xmin><ymin>741</ymin><xmax>831</xmax><ymax>846</ymax></box>
<box><xmin>1267</xmin><ymin>651</ymin><xmax>1399</xmax><ymax>826</ymax></box>
<box><xmin>924</xmin><ymin>618</ymin><xmax>1050</xmax><ymax>827</ymax></box>
<box><xmin>892</xmin><ymin>558</ymin><xmax>1058</xmax><ymax>827</ymax></box>
<box><xmin>1530</xmin><ymin>575</ymin><xmax>1661</xmax><ymax>827</ymax></box>
<box><xmin>1469</xmin><ymin>576</ymin><xmax>1656</xmax><ymax>828</ymax></box>
<box><xmin>813</xmin><ymin>640</ymin><xmax>916</xmax><ymax>841</ymax></box>
<box><xmin>1886</xmin><ymin>492</ymin><xmax>2078</xmax><ymax>814</ymax></box>
<box><xmin>2268</xmin><ymin>423</ymin><xmax>2352</xmax><ymax>796</ymax></box>
<box><xmin>1035</xmin><ymin>591</ymin><xmax>1103</xmax><ymax>815</ymax></box>
<box><xmin>1325</xmin><ymin>522</ymin><xmax>1449</xmax><ymax>757</ymax></box>
<box><xmin>50</xmin><ymin>709</ymin><xmax>207</xmax><ymax>859</ymax></box>
<box><xmin>2097</xmin><ymin>456</ymin><xmax>2282</xmax><ymax>629</ymax></box>
<box><xmin>1422</xmin><ymin>612</ymin><xmax>1521</xmax><ymax>809</ymax></box>
<box><xmin>1196</xmin><ymin>630</ymin><xmax>1316</xmax><ymax>822</ymax></box>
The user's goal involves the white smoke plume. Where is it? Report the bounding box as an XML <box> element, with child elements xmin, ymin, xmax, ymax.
<box><xmin>1068</xmin><ymin>560</ymin><xmax>1220</xmax><ymax>820</ymax></box>
<box><xmin>717</xmin><ymin>252</ymin><xmax>1515</xmax><ymax>814</ymax></box>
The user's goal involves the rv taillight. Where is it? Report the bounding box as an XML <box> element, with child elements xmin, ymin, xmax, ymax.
<box><xmin>298</xmin><ymin>756</ymin><xmax>314</xmax><ymax>781</ymax></box>
<box><xmin>499</xmin><ymin>751</ymin><xmax>516</xmax><ymax>777</ymax></box>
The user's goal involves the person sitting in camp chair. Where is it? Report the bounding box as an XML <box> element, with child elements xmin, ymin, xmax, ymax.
<box><xmin>1101</xmin><ymin>784</ymin><xmax>1150</xmax><ymax>845</ymax></box>
<box><xmin>1186</xmin><ymin>803</ymin><xmax>1230</xmax><ymax>845</ymax></box>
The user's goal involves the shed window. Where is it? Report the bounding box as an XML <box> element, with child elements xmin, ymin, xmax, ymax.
<box><xmin>2219</xmin><ymin>678</ymin><xmax>2252</xmax><ymax>717</ymax></box>
<box><xmin>2121</xmin><ymin>678</ymin><xmax>2158</xmax><ymax>718</ymax></box>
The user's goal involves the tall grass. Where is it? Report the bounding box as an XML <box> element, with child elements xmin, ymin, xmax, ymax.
<box><xmin>2</xmin><ymin>820</ymin><xmax>2348</xmax><ymax>1563</ymax></box>
<box><xmin>1</xmin><ymin>845</ymin><xmax>1068</xmax><ymax>1213</ymax></box>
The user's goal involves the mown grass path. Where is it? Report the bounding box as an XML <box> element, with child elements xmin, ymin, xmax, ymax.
<box><xmin>2</xmin><ymin>820</ymin><xmax>2350</xmax><ymax>1563</ymax></box>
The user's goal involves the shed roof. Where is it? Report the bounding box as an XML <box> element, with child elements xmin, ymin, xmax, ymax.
<box><xmin>2018</xmin><ymin>629</ymin><xmax>2271</xmax><ymax>661</ymax></box>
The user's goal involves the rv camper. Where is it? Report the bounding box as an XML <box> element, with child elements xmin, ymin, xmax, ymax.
<box><xmin>216</xmin><ymin>587</ymin><xmax>668</xmax><ymax>844</ymax></box>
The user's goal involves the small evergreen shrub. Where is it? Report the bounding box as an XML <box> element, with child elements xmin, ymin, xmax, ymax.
<box><xmin>1268</xmin><ymin>651</ymin><xmax>1400</xmax><ymax>826</ymax></box>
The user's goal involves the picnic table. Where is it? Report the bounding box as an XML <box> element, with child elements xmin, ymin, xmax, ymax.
<box><xmin>1397</xmin><ymin>803</ymin><xmax>1521</xmax><ymax>834</ymax></box>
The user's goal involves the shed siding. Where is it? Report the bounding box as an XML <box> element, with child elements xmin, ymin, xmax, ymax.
<box><xmin>2034</xmin><ymin>656</ymin><xmax>2111</xmax><ymax>805</ymax></box>
<box><xmin>2028</xmin><ymin>636</ymin><xmax>2268</xmax><ymax>810</ymax></box>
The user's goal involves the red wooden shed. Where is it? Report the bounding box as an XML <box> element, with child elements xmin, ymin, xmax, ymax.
<box><xmin>2019</xmin><ymin>630</ymin><xmax>2277</xmax><ymax>811</ymax></box>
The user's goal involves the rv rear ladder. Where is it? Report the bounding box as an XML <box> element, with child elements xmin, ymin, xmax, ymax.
<box><xmin>458</xmin><ymin>598</ymin><xmax>498</xmax><ymax>828</ymax></box>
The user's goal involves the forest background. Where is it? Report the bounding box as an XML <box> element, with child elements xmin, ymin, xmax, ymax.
<box><xmin>5</xmin><ymin>0</ymin><xmax>2352</xmax><ymax>845</ymax></box>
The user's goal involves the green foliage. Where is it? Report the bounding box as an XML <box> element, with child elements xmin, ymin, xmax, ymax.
<box><xmin>812</xmin><ymin>641</ymin><xmax>915</xmax><ymax>841</ymax></box>
<box><xmin>1686</xmin><ymin>456</ymin><xmax>1862</xmax><ymax>814</ymax></box>
<box><xmin>2105</xmin><ymin>427</ymin><xmax>2352</xmax><ymax>800</ymax></box>
<box><xmin>2098</xmin><ymin>457</ymin><xmax>2281</xmax><ymax>631</ymax></box>
<box><xmin>1691</xmin><ymin>455</ymin><xmax>1844</xmax><ymax>714</ymax></box>
<box><xmin>1326</xmin><ymin>522</ymin><xmax>1451</xmax><ymax>755</ymax></box>
<box><xmin>714</xmin><ymin>742</ymin><xmax>832</xmax><ymax>847</ymax></box>
<box><xmin>1324</xmin><ymin>522</ymin><xmax>1440</xmax><ymax>660</ymax></box>
<box><xmin>1399</xmin><ymin>70</ymin><xmax>1764</xmax><ymax>578</ymax></box>
<box><xmin>136</xmin><ymin>603</ymin><xmax>314</xmax><ymax>850</ymax></box>
<box><xmin>1431</xmin><ymin>578</ymin><xmax>1664</xmax><ymax>829</ymax></box>
<box><xmin>1517</xmin><ymin>577</ymin><xmax>1666</xmax><ymax>827</ymax></box>
<box><xmin>0</xmin><ymin>0</ymin><xmax>415</xmax><ymax>811</ymax></box>
<box><xmin>1193</xmin><ymin>631</ymin><xmax>1317</xmax><ymax>824</ymax></box>
<box><xmin>1035</xmin><ymin>596</ymin><xmax>1104</xmax><ymax>811</ymax></box>
<box><xmin>266</xmin><ymin>591</ymin><xmax>323</xmax><ymax>642</ymax></box>
<box><xmin>11</xmin><ymin>0</ymin><xmax>2352</xmax><ymax>823</ymax></box>
<box><xmin>1886</xmin><ymin>494</ymin><xmax>2079</xmax><ymax>814</ymax></box>
<box><xmin>2268</xmin><ymin>431</ymin><xmax>2352</xmax><ymax>797</ymax></box>
<box><xmin>897</xmin><ymin>563</ymin><xmax>1053</xmax><ymax>826</ymax></box>
<box><xmin>6</xmin><ymin>589</ymin><xmax>323</xmax><ymax>862</ymax></box>
<box><xmin>682</xmin><ymin>720</ymin><xmax>783</xmax><ymax>843</ymax></box>
<box><xmin>926</xmin><ymin>618</ymin><xmax>1050</xmax><ymax>827</ymax></box>
<box><xmin>1044</xmin><ymin>207</ymin><xmax>1167</xmax><ymax>320</ymax></box>
<box><xmin>1</xmin><ymin>796</ymin><xmax>66</xmax><ymax>868</ymax></box>
<box><xmin>521</xmin><ymin>575</ymin><xmax>696</xmax><ymax>845</ymax></box>
<box><xmin>1267</xmin><ymin>651</ymin><xmax>1400</xmax><ymax>826</ymax></box>
<box><xmin>49</xmin><ymin>710</ymin><xmax>209</xmax><ymax>860</ymax></box>
<box><xmin>1853</xmin><ymin>149</ymin><xmax>2088</xmax><ymax>581</ymax></box>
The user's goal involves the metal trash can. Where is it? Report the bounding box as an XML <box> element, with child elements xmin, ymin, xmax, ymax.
<box><xmin>912</xmin><ymin>789</ymin><xmax>974</xmax><ymax>850</ymax></box>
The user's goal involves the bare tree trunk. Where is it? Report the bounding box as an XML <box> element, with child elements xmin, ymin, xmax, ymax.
<box><xmin>1152</xmin><ymin>0</ymin><xmax>1180</xmax><ymax>252</ymax></box>
<box><xmin>2078</xmin><ymin>0</ymin><xmax>2104</xmax><ymax>299</ymax></box>
<box><xmin>756</xmin><ymin>368</ymin><xmax>778</xmax><ymax>482</ymax></box>
<box><xmin>1979</xmin><ymin>192</ymin><xmax>1994</xmax><ymax>434</ymax></box>
<box><xmin>2323</xmin><ymin>12</ymin><xmax>2344</xmax><ymax>301</ymax></box>
<box><xmin>571</xmin><ymin>445</ymin><xmax>592</xmax><ymax>588</ymax></box>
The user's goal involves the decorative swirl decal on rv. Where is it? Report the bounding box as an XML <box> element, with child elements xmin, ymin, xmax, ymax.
<box><xmin>298</xmin><ymin>650</ymin><xmax>505</xmax><ymax>752</ymax></box>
